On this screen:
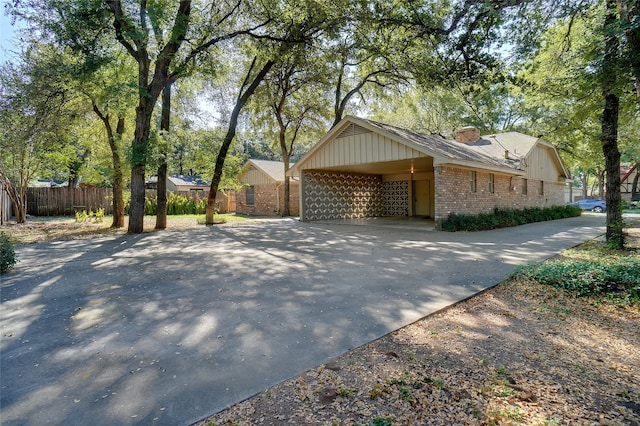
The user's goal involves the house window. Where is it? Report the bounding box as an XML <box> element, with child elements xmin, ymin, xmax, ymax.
<box><xmin>246</xmin><ymin>186</ymin><xmax>255</xmax><ymax>206</ymax></box>
<box><xmin>539</xmin><ymin>180</ymin><xmax>544</xmax><ymax>195</ymax></box>
<box><xmin>488</xmin><ymin>173</ymin><xmax>495</xmax><ymax>193</ymax></box>
<box><xmin>522</xmin><ymin>179</ymin><xmax>528</xmax><ymax>195</ymax></box>
<box><xmin>470</xmin><ymin>171</ymin><xmax>477</xmax><ymax>193</ymax></box>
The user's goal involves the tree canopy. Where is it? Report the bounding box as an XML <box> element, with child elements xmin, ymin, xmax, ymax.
<box><xmin>2</xmin><ymin>0</ymin><xmax>638</xmax><ymax>244</ymax></box>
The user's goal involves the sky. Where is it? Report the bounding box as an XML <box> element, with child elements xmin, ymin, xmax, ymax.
<box><xmin>0</xmin><ymin>7</ymin><xmax>23</xmax><ymax>63</ymax></box>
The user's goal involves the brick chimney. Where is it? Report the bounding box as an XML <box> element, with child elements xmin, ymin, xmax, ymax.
<box><xmin>455</xmin><ymin>126</ymin><xmax>481</xmax><ymax>143</ymax></box>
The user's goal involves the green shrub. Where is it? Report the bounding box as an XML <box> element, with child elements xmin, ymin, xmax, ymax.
<box><xmin>125</xmin><ymin>192</ymin><xmax>208</xmax><ymax>216</ymax></box>
<box><xmin>513</xmin><ymin>256</ymin><xmax>640</xmax><ymax>300</ymax></box>
<box><xmin>0</xmin><ymin>231</ymin><xmax>17</xmax><ymax>273</ymax></box>
<box><xmin>441</xmin><ymin>206</ymin><xmax>582</xmax><ymax>232</ymax></box>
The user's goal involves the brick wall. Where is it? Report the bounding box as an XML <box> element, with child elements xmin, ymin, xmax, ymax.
<box><xmin>434</xmin><ymin>165</ymin><xmax>565</xmax><ymax>227</ymax></box>
<box><xmin>236</xmin><ymin>181</ymin><xmax>299</xmax><ymax>216</ymax></box>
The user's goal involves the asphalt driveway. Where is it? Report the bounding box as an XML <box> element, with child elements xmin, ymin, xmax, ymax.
<box><xmin>0</xmin><ymin>215</ymin><xmax>606</xmax><ymax>425</ymax></box>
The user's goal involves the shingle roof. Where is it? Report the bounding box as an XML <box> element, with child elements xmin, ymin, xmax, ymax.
<box><xmin>361</xmin><ymin>118</ymin><xmax>523</xmax><ymax>170</ymax></box>
<box><xmin>288</xmin><ymin>116</ymin><xmax>567</xmax><ymax>178</ymax></box>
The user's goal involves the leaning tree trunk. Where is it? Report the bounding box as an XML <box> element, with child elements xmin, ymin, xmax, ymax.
<box><xmin>92</xmin><ymin>101</ymin><xmax>125</xmax><ymax>228</ymax></box>
<box><xmin>206</xmin><ymin>59</ymin><xmax>275</xmax><ymax>224</ymax></box>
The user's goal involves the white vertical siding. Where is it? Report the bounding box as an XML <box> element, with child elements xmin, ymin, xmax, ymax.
<box><xmin>240</xmin><ymin>167</ymin><xmax>276</xmax><ymax>185</ymax></box>
<box><xmin>304</xmin><ymin>132</ymin><xmax>425</xmax><ymax>170</ymax></box>
<box><xmin>525</xmin><ymin>146</ymin><xmax>562</xmax><ymax>182</ymax></box>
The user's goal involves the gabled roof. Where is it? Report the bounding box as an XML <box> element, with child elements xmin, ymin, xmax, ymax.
<box><xmin>362</xmin><ymin>119</ymin><xmax>519</xmax><ymax>170</ymax></box>
<box><xmin>240</xmin><ymin>159</ymin><xmax>292</xmax><ymax>182</ymax></box>
<box><xmin>289</xmin><ymin>116</ymin><xmax>568</xmax><ymax>177</ymax></box>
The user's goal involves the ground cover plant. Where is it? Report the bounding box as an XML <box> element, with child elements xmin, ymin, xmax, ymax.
<box><xmin>0</xmin><ymin>230</ymin><xmax>17</xmax><ymax>272</ymax></box>
<box><xmin>441</xmin><ymin>206</ymin><xmax>582</xmax><ymax>232</ymax></box>
<box><xmin>513</xmin><ymin>240</ymin><xmax>640</xmax><ymax>301</ymax></box>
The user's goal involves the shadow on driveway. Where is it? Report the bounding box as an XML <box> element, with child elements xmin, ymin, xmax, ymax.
<box><xmin>0</xmin><ymin>215</ymin><xmax>605</xmax><ymax>425</ymax></box>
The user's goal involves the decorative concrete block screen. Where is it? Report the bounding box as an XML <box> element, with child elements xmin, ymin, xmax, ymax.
<box><xmin>382</xmin><ymin>181</ymin><xmax>409</xmax><ymax>216</ymax></box>
<box><xmin>303</xmin><ymin>171</ymin><xmax>383</xmax><ymax>220</ymax></box>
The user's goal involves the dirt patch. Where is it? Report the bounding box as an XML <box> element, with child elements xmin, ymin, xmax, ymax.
<box><xmin>0</xmin><ymin>216</ymin><xmax>202</xmax><ymax>244</ymax></box>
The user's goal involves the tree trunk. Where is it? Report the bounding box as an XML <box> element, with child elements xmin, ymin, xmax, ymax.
<box><xmin>597</xmin><ymin>168</ymin><xmax>605</xmax><ymax>198</ymax></box>
<box><xmin>0</xmin><ymin>164</ymin><xmax>24</xmax><ymax>223</ymax></box>
<box><xmin>279</xmin><ymin>126</ymin><xmax>291</xmax><ymax>216</ymax></box>
<box><xmin>601</xmin><ymin>0</ymin><xmax>623</xmax><ymax>248</ymax></box>
<box><xmin>112</xmin><ymin>117</ymin><xmax>126</xmax><ymax>228</ymax></box>
<box><xmin>156</xmin><ymin>80</ymin><xmax>173</xmax><ymax>230</ymax></box>
<box><xmin>128</xmin><ymin>95</ymin><xmax>154</xmax><ymax>234</ymax></box>
<box><xmin>206</xmin><ymin>59</ymin><xmax>275</xmax><ymax>224</ymax></box>
<box><xmin>92</xmin><ymin>101</ymin><xmax>125</xmax><ymax>228</ymax></box>
<box><xmin>17</xmin><ymin>186</ymin><xmax>27</xmax><ymax>223</ymax></box>
<box><xmin>5</xmin><ymin>184</ymin><xmax>25</xmax><ymax>224</ymax></box>
<box><xmin>602</xmin><ymin>92</ymin><xmax>622</xmax><ymax>246</ymax></box>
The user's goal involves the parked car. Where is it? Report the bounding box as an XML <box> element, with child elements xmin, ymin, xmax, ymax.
<box><xmin>568</xmin><ymin>199</ymin><xmax>607</xmax><ymax>213</ymax></box>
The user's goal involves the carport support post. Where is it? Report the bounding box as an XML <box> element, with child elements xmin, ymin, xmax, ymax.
<box><xmin>300</xmin><ymin>170</ymin><xmax>306</xmax><ymax>221</ymax></box>
<box><xmin>409</xmin><ymin>170</ymin><xmax>414</xmax><ymax>216</ymax></box>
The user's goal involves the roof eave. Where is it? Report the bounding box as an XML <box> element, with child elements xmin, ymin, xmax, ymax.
<box><xmin>434</xmin><ymin>158</ymin><xmax>525</xmax><ymax>175</ymax></box>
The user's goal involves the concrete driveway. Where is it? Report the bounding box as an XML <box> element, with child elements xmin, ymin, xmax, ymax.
<box><xmin>0</xmin><ymin>215</ymin><xmax>605</xmax><ymax>425</ymax></box>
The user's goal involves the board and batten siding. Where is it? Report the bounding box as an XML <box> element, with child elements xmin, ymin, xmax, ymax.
<box><xmin>241</xmin><ymin>167</ymin><xmax>276</xmax><ymax>185</ymax></box>
<box><xmin>301</xmin><ymin>130</ymin><xmax>427</xmax><ymax>170</ymax></box>
<box><xmin>524</xmin><ymin>145</ymin><xmax>564</xmax><ymax>182</ymax></box>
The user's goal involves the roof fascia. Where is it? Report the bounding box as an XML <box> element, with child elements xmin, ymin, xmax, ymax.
<box><xmin>435</xmin><ymin>158</ymin><xmax>525</xmax><ymax>175</ymax></box>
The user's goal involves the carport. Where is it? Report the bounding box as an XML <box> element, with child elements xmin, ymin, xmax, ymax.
<box><xmin>287</xmin><ymin>117</ymin><xmax>439</xmax><ymax>221</ymax></box>
<box><xmin>288</xmin><ymin>116</ymin><xmax>570</xmax><ymax>225</ymax></box>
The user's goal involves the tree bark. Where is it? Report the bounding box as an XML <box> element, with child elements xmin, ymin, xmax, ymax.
<box><xmin>278</xmin><ymin>115</ymin><xmax>291</xmax><ymax>216</ymax></box>
<box><xmin>156</xmin><ymin>80</ymin><xmax>173</xmax><ymax>230</ymax></box>
<box><xmin>106</xmin><ymin>0</ymin><xmax>191</xmax><ymax>233</ymax></box>
<box><xmin>112</xmin><ymin>117</ymin><xmax>126</xmax><ymax>228</ymax></box>
<box><xmin>601</xmin><ymin>0</ymin><xmax>623</xmax><ymax>248</ymax></box>
<box><xmin>128</xmin><ymin>51</ymin><xmax>153</xmax><ymax>234</ymax></box>
<box><xmin>206</xmin><ymin>59</ymin><xmax>275</xmax><ymax>224</ymax></box>
<box><xmin>0</xmin><ymin>164</ymin><xmax>25</xmax><ymax>224</ymax></box>
<box><xmin>92</xmin><ymin>101</ymin><xmax>125</xmax><ymax>228</ymax></box>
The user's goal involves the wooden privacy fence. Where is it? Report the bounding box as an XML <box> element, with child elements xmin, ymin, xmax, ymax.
<box><xmin>27</xmin><ymin>187</ymin><xmax>113</xmax><ymax>216</ymax></box>
<box><xmin>26</xmin><ymin>187</ymin><xmax>237</xmax><ymax>216</ymax></box>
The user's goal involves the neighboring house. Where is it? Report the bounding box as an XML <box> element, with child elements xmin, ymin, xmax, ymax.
<box><xmin>287</xmin><ymin>116</ymin><xmax>570</xmax><ymax>228</ymax></box>
<box><xmin>30</xmin><ymin>179</ymin><xmax>68</xmax><ymax>187</ymax></box>
<box><xmin>146</xmin><ymin>175</ymin><xmax>235</xmax><ymax>213</ymax></box>
<box><xmin>168</xmin><ymin>175</ymin><xmax>209</xmax><ymax>193</ymax></box>
<box><xmin>236</xmin><ymin>159</ymin><xmax>300</xmax><ymax>216</ymax></box>
<box><xmin>621</xmin><ymin>164</ymin><xmax>639</xmax><ymax>202</ymax></box>
<box><xmin>146</xmin><ymin>175</ymin><xmax>208</xmax><ymax>192</ymax></box>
